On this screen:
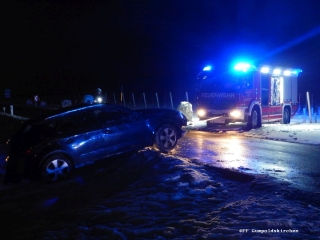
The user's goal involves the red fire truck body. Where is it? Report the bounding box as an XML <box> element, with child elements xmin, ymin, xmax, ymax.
<box><xmin>196</xmin><ymin>63</ymin><xmax>302</xmax><ymax>128</ymax></box>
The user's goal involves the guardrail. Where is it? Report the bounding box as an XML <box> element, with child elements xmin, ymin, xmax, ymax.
<box><xmin>19</xmin><ymin>91</ymin><xmax>195</xmax><ymax>110</ymax></box>
<box><xmin>0</xmin><ymin>91</ymin><xmax>195</xmax><ymax>121</ymax></box>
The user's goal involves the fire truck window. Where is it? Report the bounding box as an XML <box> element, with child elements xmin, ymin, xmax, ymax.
<box><xmin>242</xmin><ymin>76</ymin><xmax>253</xmax><ymax>89</ymax></box>
<box><xmin>270</xmin><ymin>77</ymin><xmax>281</xmax><ymax>106</ymax></box>
<box><xmin>261</xmin><ymin>75</ymin><xmax>269</xmax><ymax>106</ymax></box>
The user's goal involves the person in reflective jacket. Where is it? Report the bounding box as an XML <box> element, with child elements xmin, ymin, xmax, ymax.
<box><xmin>94</xmin><ymin>88</ymin><xmax>106</xmax><ymax>103</ymax></box>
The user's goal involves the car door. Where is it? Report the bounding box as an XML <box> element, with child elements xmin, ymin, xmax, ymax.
<box><xmin>55</xmin><ymin>110</ymin><xmax>105</xmax><ymax>166</ymax></box>
<box><xmin>92</xmin><ymin>107</ymin><xmax>152</xmax><ymax>156</ymax></box>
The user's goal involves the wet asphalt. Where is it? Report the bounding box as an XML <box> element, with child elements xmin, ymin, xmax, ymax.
<box><xmin>173</xmin><ymin>130</ymin><xmax>320</xmax><ymax>192</ymax></box>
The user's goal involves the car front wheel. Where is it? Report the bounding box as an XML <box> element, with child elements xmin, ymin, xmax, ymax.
<box><xmin>41</xmin><ymin>155</ymin><xmax>72</xmax><ymax>182</ymax></box>
<box><xmin>154</xmin><ymin>124</ymin><xmax>178</xmax><ymax>152</ymax></box>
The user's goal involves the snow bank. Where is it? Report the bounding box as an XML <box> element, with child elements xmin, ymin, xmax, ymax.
<box><xmin>0</xmin><ymin>149</ymin><xmax>320</xmax><ymax>239</ymax></box>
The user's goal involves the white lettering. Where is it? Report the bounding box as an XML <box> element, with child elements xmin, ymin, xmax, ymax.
<box><xmin>252</xmin><ymin>229</ymin><xmax>267</xmax><ymax>233</ymax></box>
<box><xmin>201</xmin><ymin>93</ymin><xmax>235</xmax><ymax>98</ymax></box>
<box><xmin>250</xmin><ymin>228</ymin><xmax>299</xmax><ymax>234</ymax></box>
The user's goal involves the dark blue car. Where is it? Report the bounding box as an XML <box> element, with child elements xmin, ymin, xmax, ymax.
<box><xmin>4</xmin><ymin>103</ymin><xmax>187</xmax><ymax>183</ymax></box>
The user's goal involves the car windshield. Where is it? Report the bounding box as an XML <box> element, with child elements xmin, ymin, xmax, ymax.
<box><xmin>197</xmin><ymin>69</ymin><xmax>254</xmax><ymax>92</ymax></box>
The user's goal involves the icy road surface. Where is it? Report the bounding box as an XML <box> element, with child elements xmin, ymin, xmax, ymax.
<box><xmin>173</xmin><ymin>130</ymin><xmax>320</xmax><ymax>192</ymax></box>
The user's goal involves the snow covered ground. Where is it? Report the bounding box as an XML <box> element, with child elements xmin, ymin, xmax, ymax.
<box><xmin>186</xmin><ymin>114</ymin><xmax>320</xmax><ymax>146</ymax></box>
<box><xmin>0</xmin><ymin>113</ymin><xmax>320</xmax><ymax>239</ymax></box>
<box><xmin>243</xmin><ymin>115</ymin><xmax>320</xmax><ymax>146</ymax></box>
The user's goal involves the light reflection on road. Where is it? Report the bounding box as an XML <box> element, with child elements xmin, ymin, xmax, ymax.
<box><xmin>218</xmin><ymin>137</ymin><xmax>246</xmax><ymax>167</ymax></box>
<box><xmin>174</xmin><ymin>130</ymin><xmax>320</xmax><ymax>192</ymax></box>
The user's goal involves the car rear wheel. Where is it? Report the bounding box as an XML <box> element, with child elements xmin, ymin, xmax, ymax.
<box><xmin>41</xmin><ymin>155</ymin><xmax>72</xmax><ymax>182</ymax></box>
<box><xmin>154</xmin><ymin>124</ymin><xmax>178</xmax><ymax>152</ymax></box>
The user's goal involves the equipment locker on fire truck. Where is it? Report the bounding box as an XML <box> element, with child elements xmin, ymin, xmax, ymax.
<box><xmin>196</xmin><ymin>62</ymin><xmax>302</xmax><ymax>129</ymax></box>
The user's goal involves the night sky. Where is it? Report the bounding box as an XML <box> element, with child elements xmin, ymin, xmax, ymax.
<box><xmin>1</xmin><ymin>0</ymin><xmax>320</xmax><ymax>104</ymax></box>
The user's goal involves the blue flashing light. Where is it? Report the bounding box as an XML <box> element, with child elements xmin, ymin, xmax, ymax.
<box><xmin>283</xmin><ymin>70</ymin><xmax>291</xmax><ymax>76</ymax></box>
<box><xmin>260</xmin><ymin>66</ymin><xmax>302</xmax><ymax>76</ymax></box>
<box><xmin>260</xmin><ymin>67</ymin><xmax>269</xmax><ymax>73</ymax></box>
<box><xmin>273</xmin><ymin>69</ymin><xmax>281</xmax><ymax>75</ymax></box>
<box><xmin>203</xmin><ymin>66</ymin><xmax>212</xmax><ymax>71</ymax></box>
<box><xmin>291</xmin><ymin>69</ymin><xmax>302</xmax><ymax>75</ymax></box>
<box><xmin>233</xmin><ymin>62</ymin><xmax>255</xmax><ymax>72</ymax></box>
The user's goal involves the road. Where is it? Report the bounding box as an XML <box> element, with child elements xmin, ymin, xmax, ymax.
<box><xmin>173</xmin><ymin>130</ymin><xmax>320</xmax><ymax>192</ymax></box>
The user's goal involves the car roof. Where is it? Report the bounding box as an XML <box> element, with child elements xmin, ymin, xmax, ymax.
<box><xmin>45</xmin><ymin>103</ymin><xmax>131</xmax><ymax>120</ymax></box>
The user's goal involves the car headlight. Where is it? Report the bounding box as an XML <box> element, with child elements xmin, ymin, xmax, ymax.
<box><xmin>197</xmin><ymin>109</ymin><xmax>206</xmax><ymax>117</ymax></box>
<box><xmin>230</xmin><ymin>110</ymin><xmax>241</xmax><ymax>118</ymax></box>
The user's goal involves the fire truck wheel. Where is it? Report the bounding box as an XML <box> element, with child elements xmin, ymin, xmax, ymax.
<box><xmin>282</xmin><ymin>108</ymin><xmax>290</xmax><ymax>124</ymax></box>
<box><xmin>248</xmin><ymin>108</ymin><xmax>261</xmax><ymax>129</ymax></box>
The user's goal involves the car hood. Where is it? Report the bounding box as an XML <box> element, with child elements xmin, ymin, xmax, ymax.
<box><xmin>135</xmin><ymin>108</ymin><xmax>177</xmax><ymax>115</ymax></box>
<box><xmin>136</xmin><ymin>108</ymin><xmax>186</xmax><ymax>120</ymax></box>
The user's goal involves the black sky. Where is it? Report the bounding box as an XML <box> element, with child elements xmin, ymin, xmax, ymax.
<box><xmin>1</xmin><ymin>0</ymin><xmax>320</xmax><ymax>103</ymax></box>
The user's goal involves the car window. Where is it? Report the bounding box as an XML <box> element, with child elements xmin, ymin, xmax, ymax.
<box><xmin>93</xmin><ymin>108</ymin><xmax>130</xmax><ymax>124</ymax></box>
<box><xmin>40</xmin><ymin>119</ymin><xmax>58</xmax><ymax>138</ymax></box>
<box><xmin>57</xmin><ymin>111</ymin><xmax>98</xmax><ymax>135</ymax></box>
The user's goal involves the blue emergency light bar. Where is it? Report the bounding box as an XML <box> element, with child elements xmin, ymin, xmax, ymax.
<box><xmin>233</xmin><ymin>62</ymin><xmax>302</xmax><ymax>76</ymax></box>
<box><xmin>233</xmin><ymin>62</ymin><xmax>255</xmax><ymax>72</ymax></box>
<box><xmin>259</xmin><ymin>66</ymin><xmax>302</xmax><ymax>76</ymax></box>
<box><xmin>203</xmin><ymin>66</ymin><xmax>212</xmax><ymax>71</ymax></box>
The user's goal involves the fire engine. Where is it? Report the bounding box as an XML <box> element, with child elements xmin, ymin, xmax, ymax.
<box><xmin>196</xmin><ymin>62</ymin><xmax>302</xmax><ymax>129</ymax></box>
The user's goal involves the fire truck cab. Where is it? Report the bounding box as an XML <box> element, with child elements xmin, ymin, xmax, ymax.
<box><xmin>196</xmin><ymin>62</ymin><xmax>302</xmax><ymax>129</ymax></box>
